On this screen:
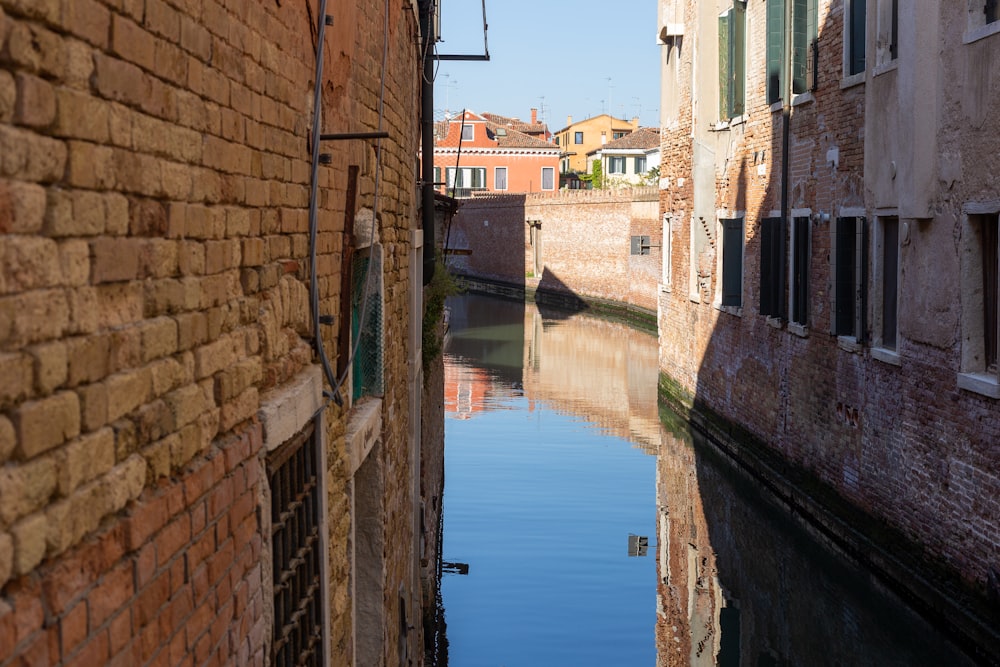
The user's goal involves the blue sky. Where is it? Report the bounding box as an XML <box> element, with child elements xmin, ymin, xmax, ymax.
<box><xmin>434</xmin><ymin>0</ymin><xmax>661</xmax><ymax>132</ymax></box>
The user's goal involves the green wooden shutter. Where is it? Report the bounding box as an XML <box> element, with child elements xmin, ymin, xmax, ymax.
<box><xmin>835</xmin><ymin>217</ymin><xmax>857</xmax><ymax>336</ymax></box>
<box><xmin>719</xmin><ymin>9</ymin><xmax>731</xmax><ymax>120</ymax></box>
<box><xmin>792</xmin><ymin>0</ymin><xmax>808</xmax><ymax>94</ymax></box>
<box><xmin>733</xmin><ymin>1</ymin><xmax>746</xmax><ymax>116</ymax></box>
<box><xmin>722</xmin><ymin>218</ymin><xmax>743</xmax><ymax>307</ymax></box>
<box><xmin>766</xmin><ymin>0</ymin><xmax>785</xmax><ymax>104</ymax></box>
<box><xmin>760</xmin><ymin>217</ymin><xmax>782</xmax><ymax>317</ymax></box>
<box><xmin>849</xmin><ymin>0</ymin><xmax>866</xmax><ymax>75</ymax></box>
<box><xmin>792</xmin><ymin>216</ymin><xmax>809</xmax><ymax>325</ymax></box>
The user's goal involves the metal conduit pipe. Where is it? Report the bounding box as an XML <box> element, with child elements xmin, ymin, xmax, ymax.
<box><xmin>420</xmin><ymin>0</ymin><xmax>436</xmax><ymax>286</ymax></box>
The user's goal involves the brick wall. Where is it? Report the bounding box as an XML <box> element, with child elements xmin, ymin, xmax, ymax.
<box><xmin>0</xmin><ymin>0</ymin><xmax>427</xmax><ymax>664</ymax></box>
<box><xmin>448</xmin><ymin>188</ymin><xmax>661</xmax><ymax>312</ymax></box>
<box><xmin>657</xmin><ymin>0</ymin><xmax>1000</xmax><ymax>614</ymax></box>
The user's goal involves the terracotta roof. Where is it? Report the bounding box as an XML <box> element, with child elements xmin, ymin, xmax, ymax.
<box><xmin>481</xmin><ymin>112</ymin><xmax>549</xmax><ymax>136</ymax></box>
<box><xmin>599</xmin><ymin>127</ymin><xmax>661</xmax><ymax>151</ymax></box>
<box><xmin>434</xmin><ymin>114</ymin><xmax>556</xmax><ymax>150</ymax></box>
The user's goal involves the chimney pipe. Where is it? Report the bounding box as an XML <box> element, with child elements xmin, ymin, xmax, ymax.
<box><xmin>567</xmin><ymin>115</ymin><xmax>572</xmax><ymax>125</ymax></box>
<box><xmin>531</xmin><ymin>108</ymin><xmax>537</xmax><ymax>124</ymax></box>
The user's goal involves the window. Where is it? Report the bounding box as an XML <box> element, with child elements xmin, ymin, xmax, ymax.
<box><xmin>554</xmin><ymin>136</ymin><xmax>560</xmax><ymax>146</ymax></box>
<box><xmin>834</xmin><ymin>216</ymin><xmax>868</xmax><ymax>339</ymax></box>
<box><xmin>759</xmin><ymin>217</ymin><xmax>784</xmax><ymax>318</ymax></box>
<box><xmin>875</xmin><ymin>216</ymin><xmax>899</xmax><ymax>352</ymax></box>
<box><xmin>989</xmin><ymin>0</ymin><xmax>1000</xmax><ymax>23</ymax></box>
<box><xmin>791</xmin><ymin>216</ymin><xmax>810</xmax><ymax>326</ymax></box>
<box><xmin>446</xmin><ymin>167</ymin><xmax>487</xmax><ymax>190</ymax></box>
<box><xmin>719</xmin><ymin>2</ymin><xmax>746</xmax><ymax>120</ymax></box>
<box><xmin>351</xmin><ymin>249</ymin><xmax>384</xmax><ymax>399</ymax></box>
<box><xmin>268</xmin><ymin>421</ymin><xmax>326</xmax><ymax>666</ymax></box>
<box><xmin>609</xmin><ymin>156</ymin><xmax>626</xmax><ymax>174</ymax></box>
<box><xmin>574</xmin><ymin>131</ymin><xmax>583</xmax><ymax>144</ymax></box>
<box><xmin>635</xmin><ymin>156</ymin><xmax>647</xmax><ymax>174</ymax></box>
<box><xmin>494</xmin><ymin>167</ymin><xmax>507</xmax><ymax>191</ymax></box>
<box><xmin>613</xmin><ymin>131</ymin><xmax>628</xmax><ymax>139</ymax></box>
<box><xmin>433</xmin><ymin>166</ymin><xmax>441</xmax><ymax>188</ymax></box>
<box><xmin>541</xmin><ymin>167</ymin><xmax>555</xmax><ymax>190</ymax></box>
<box><xmin>766</xmin><ymin>0</ymin><xmax>817</xmax><ymax>103</ymax></box>
<box><xmin>721</xmin><ymin>218</ymin><xmax>744</xmax><ymax>308</ymax></box>
<box><xmin>846</xmin><ymin>0</ymin><xmax>866</xmax><ymax>76</ymax></box>
<box><xmin>959</xmin><ymin>211</ymin><xmax>1000</xmax><ymax>396</ymax></box>
<box><xmin>461</xmin><ymin>124</ymin><xmax>474</xmax><ymax>141</ymax></box>
<box><xmin>631</xmin><ymin>235</ymin><xmax>651</xmax><ymax>255</ymax></box>
<box><xmin>662</xmin><ymin>214</ymin><xmax>672</xmax><ymax>286</ymax></box>
<box><xmin>876</xmin><ymin>0</ymin><xmax>897</xmax><ymax>65</ymax></box>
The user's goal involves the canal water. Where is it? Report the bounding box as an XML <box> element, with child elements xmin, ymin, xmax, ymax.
<box><xmin>435</xmin><ymin>292</ymin><xmax>977</xmax><ymax>667</ymax></box>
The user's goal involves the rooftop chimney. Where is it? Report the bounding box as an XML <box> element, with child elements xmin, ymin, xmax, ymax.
<box><xmin>631</xmin><ymin>116</ymin><xmax>640</xmax><ymax>127</ymax></box>
<box><xmin>567</xmin><ymin>115</ymin><xmax>572</xmax><ymax>125</ymax></box>
<box><xmin>531</xmin><ymin>108</ymin><xmax>538</xmax><ymax>124</ymax></box>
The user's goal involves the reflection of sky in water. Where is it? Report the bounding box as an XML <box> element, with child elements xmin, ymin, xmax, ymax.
<box><xmin>442</xmin><ymin>390</ymin><xmax>657</xmax><ymax>667</ymax></box>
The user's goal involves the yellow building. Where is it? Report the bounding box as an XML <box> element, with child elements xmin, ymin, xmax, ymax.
<box><xmin>554</xmin><ymin>114</ymin><xmax>640</xmax><ymax>174</ymax></box>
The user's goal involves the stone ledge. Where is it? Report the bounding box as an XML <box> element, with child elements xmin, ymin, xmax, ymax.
<box><xmin>257</xmin><ymin>365</ymin><xmax>321</xmax><ymax>452</ymax></box>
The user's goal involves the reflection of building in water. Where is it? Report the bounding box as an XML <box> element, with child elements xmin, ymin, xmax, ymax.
<box><xmin>655</xmin><ymin>431</ymin><xmax>726</xmax><ymax>667</ymax></box>
<box><xmin>522</xmin><ymin>308</ymin><xmax>661</xmax><ymax>449</ymax></box>
<box><xmin>443</xmin><ymin>361</ymin><xmax>520</xmax><ymax>418</ymax></box>
<box><xmin>654</xmin><ymin>425</ymin><xmax>978</xmax><ymax>667</ymax></box>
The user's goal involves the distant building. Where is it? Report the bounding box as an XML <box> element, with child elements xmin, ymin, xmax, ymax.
<box><xmin>588</xmin><ymin>127</ymin><xmax>662</xmax><ymax>186</ymax></box>
<box><xmin>482</xmin><ymin>108</ymin><xmax>552</xmax><ymax>142</ymax></box>
<box><xmin>432</xmin><ymin>110</ymin><xmax>560</xmax><ymax>196</ymax></box>
<box><xmin>554</xmin><ymin>114</ymin><xmax>640</xmax><ymax>175</ymax></box>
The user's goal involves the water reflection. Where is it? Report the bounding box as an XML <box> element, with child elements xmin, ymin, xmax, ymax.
<box><xmin>437</xmin><ymin>292</ymin><xmax>975</xmax><ymax>667</ymax></box>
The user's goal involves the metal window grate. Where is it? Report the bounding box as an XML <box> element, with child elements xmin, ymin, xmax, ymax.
<box><xmin>351</xmin><ymin>253</ymin><xmax>384</xmax><ymax>400</ymax></box>
<box><xmin>269</xmin><ymin>422</ymin><xmax>324</xmax><ymax>667</ymax></box>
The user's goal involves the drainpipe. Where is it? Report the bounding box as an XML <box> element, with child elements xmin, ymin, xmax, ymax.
<box><xmin>779</xmin><ymin>0</ymin><xmax>793</xmax><ymax>320</ymax></box>
<box><xmin>420</xmin><ymin>0</ymin><xmax>436</xmax><ymax>285</ymax></box>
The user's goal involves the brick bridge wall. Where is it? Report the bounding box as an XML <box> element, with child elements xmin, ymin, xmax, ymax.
<box><xmin>0</xmin><ymin>1</ymin><xmax>425</xmax><ymax>665</ymax></box>
<box><xmin>448</xmin><ymin>188</ymin><xmax>661</xmax><ymax>313</ymax></box>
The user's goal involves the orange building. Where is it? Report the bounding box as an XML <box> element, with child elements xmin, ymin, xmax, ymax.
<box><xmin>432</xmin><ymin>110</ymin><xmax>561</xmax><ymax>196</ymax></box>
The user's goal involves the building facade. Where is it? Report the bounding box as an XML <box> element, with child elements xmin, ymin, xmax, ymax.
<box><xmin>588</xmin><ymin>126</ymin><xmax>662</xmax><ymax>187</ymax></box>
<box><xmin>0</xmin><ymin>1</ymin><xmax>442</xmax><ymax>665</ymax></box>
<box><xmin>657</xmin><ymin>0</ymin><xmax>1000</xmax><ymax>647</ymax></box>
<box><xmin>432</xmin><ymin>110</ymin><xmax>560</xmax><ymax>197</ymax></box>
<box><xmin>554</xmin><ymin>113</ymin><xmax>640</xmax><ymax>175</ymax></box>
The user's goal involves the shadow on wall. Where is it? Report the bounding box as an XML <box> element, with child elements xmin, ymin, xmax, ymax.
<box><xmin>535</xmin><ymin>267</ymin><xmax>589</xmax><ymax>318</ymax></box>
<box><xmin>445</xmin><ymin>195</ymin><xmax>527</xmax><ymax>285</ymax></box>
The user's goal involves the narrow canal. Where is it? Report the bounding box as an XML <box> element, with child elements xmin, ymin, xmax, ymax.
<box><xmin>432</xmin><ymin>291</ymin><xmax>977</xmax><ymax>667</ymax></box>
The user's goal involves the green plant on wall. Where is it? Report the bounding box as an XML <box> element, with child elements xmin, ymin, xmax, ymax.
<box><xmin>639</xmin><ymin>165</ymin><xmax>660</xmax><ymax>186</ymax></box>
<box><xmin>422</xmin><ymin>255</ymin><xmax>461</xmax><ymax>372</ymax></box>
<box><xmin>590</xmin><ymin>159</ymin><xmax>603</xmax><ymax>189</ymax></box>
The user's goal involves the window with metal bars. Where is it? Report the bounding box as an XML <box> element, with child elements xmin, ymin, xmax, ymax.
<box><xmin>268</xmin><ymin>421</ymin><xmax>325</xmax><ymax>667</ymax></box>
<box><xmin>351</xmin><ymin>250</ymin><xmax>384</xmax><ymax>401</ymax></box>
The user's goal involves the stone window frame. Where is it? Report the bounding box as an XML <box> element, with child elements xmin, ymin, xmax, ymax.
<box><xmin>964</xmin><ymin>0</ymin><xmax>1000</xmax><ymax>44</ymax></box>
<box><xmin>460</xmin><ymin>123</ymin><xmax>474</xmax><ymax>142</ymax></box>
<box><xmin>831</xmin><ymin>208</ymin><xmax>868</xmax><ymax>352</ymax></box>
<box><xmin>958</xmin><ymin>203</ymin><xmax>1000</xmax><ymax>398</ymax></box>
<box><xmin>494</xmin><ymin>166</ymin><xmax>508</xmax><ymax>191</ymax></box>
<box><xmin>541</xmin><ymin>166</ymin><xmax>555</xmax><ymax>191</ymax></box>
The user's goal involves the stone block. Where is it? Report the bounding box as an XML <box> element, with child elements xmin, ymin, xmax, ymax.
<box><xmin>11</xmin><ymin>513</ymin><xmax>47</xmax><ymax>575</ymax></box>
<box><xmin>1</xmin><ymin>236</ymin><xmax>60</xmax><ymax>292</ymax></box>
<box><xmin>0</xmin><ymin>289</ymin><xmax>69</xmax><ymax>348</ymax></box>
<box><xmin>194</xmin><ymin>333</ymin><xmax>243</xmax><ymax>380</ymax></box>
<box><xmin>58</xmin><ymin>240</ymin><xmax>90</xmax><ymax>286</ymax></box>
<box><xmin>0</xmin><ymin>415</ymin><xmax>14</xmax><ymax>463</ymax></box>
<box><xmin>60</xmin><ymin>0</ymin><xmax>111</xmax><ymax>48</ymax></box>
<box><xmin>91</xmin><ymin>238</ymin><xmax>141</xmax><ymax>284</ymax></box>
<box><xmin>77</xmin><ymin>382</ymin><xmax>109</xmax><ymax>432</ymax></box>
<box><xmin>66</xmin><ymin>286</ymin><xmax>99</xmax><ymax>336</ymax></box>
<box><xmin>14</xmin><ymin>391</ymin><xmax>81</xmax><ymax>460</ymax></box>
<box><xmin>0</xmin><ymin>71</ymin><xmax>14</xmax><ymax>123</ymax></box>
<box><xmin>4</xmin><ymin>21</ymin><xmax>66</xmax><ymax>78</ymax></box>
<box><xmin>258</xmin><ymin>365</ymin><xmax>321</xmax><ymax>451</ymax></box>
<box><xmin>0</xmin><ymin>455</ymin><xmax>57</xmax><ymax>525</ymax></box>
<box><xmin>65</xmin><ymin>140</ymin><xmax>115</xmax><ymax>189</ymax></box>
<box><xmin>15</xmin><ymin>73</ymin><xmax>56</xmax><ymax>128</ymax></box>
<box><xmin>53</xmin><ymin>88</ymin><xmax>110</xmax><ymax>142</ymax></box>
<box><xmin>66</xmin><ymin>335</ymin><xmax>110</xmax><ymax>387</ymax></box>
<box><xmin>0</xmin><ymin>354</ymin><xmax>31</xmax><ymax>410</ymax></box>
<box><xmin>178</xmin><ymin>241</ymin><xmax>206</xmax><ymax>276</ymax></box>
<box><xmin>219</xmin><ymin>386</ymin><xmax>258</xmax><ymax>431</ymax></box>
<box><xmin>164</xmin><ymin>383</ymin><xmax>207</xmax><ymax>429</ymax></box>
<box><xmin>0</xmin><ymin>179</ymin><xmax>46</xmax><ymax>234</ymax></box>
<box><xmin>55</xmin><ymin>427</ymin><xmax>115</xmax><ymax>495</ymax></box>
<box><xmin>142</xmin><ymin>433</ymin><xmax>176</xmax><ymax>482</ymax></box>
<box><xmin>0</xmin><ymin>125</ymin><xmax>66</xmax><ymax>184</ymax></box>
<box><xmin>106</xmin><ymin>366</ymin><xmax>152</xmax><ymax>422</ymax></box>
<box><xmin>111</xmin><ymin>14</ymin><xmax>155</xmax><ymax>72</ymax></box>
<box><xmin>28</xmin><ymin>340</ymin><xmax>68</xmax><ymax>394</ymax></box>
<box><xmin>0</xmin><ymin>532</ymin><xmax>11</xmax><ymax>589</ymax></box>
<box><xmin>140</xmin><ymin>317</ymin><xmax>179</xmax><ymax>362</ymax></box>
<box><xmin>215</xmin><ymin>357</ymin><xmax>262</xmax><ymax>403</ymax></box>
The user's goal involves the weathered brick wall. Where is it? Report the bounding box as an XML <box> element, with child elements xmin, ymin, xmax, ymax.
<box><xmin>449</xmin><ymin>189</ymin><xmax>661</xmax><ymax>312</ymax></box>
<box><xmin>658</xmin><ymin>0</ymin><xmax>1000</xmax><ymax>609</ymax></box>
<box><xmin>0</xmin><ymin>0</ymin><xmax>426</xmax><ymax>664</ymax></box>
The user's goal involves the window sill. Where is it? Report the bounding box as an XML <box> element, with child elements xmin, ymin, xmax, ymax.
<box><xmin>788</xmin><ymin>322</ymin><xmax>809</xmax><ymax>337</ymax></box>
<box><xmin>957</xmin><ymin>372</ymin><xmax>1000</xmax><ymax>398</ymax></box>
<box><xmin>770</xmin><ymin>100</ymin><xmax>784</xmax><ymax>114</ymax></box>
<box><xmin>837</xmin><ymin>335</ymin><xmax>862</xmax><ymax>353</ymax></box>
<box><xmin>791</xmin><ymin>92</ymin><xmax>814</xmax><ymax>107</ymax></box>
<box><xmin>766</xmin><ymin>316</ymin><xmax>784</xmax><ymax>329</ymax></box>
<box><xmin>715</xmin><ymin>303</ymin><xmax>743</xmax><ymax>317</ymax></box>
<box><xmin>713</xmin><ymin>114</ymin><xmax>746</xmax><ymax>131</ymax></box>
<box><xmin>346</xmin><ymin>397</ymin><xmax>383</xmax><ymax>475</ymax></box>
<box><xmin>689</xmin><ymin>291</ymin><xmax>701</xmax><ymax>304</ymax></box>
<box><xmin>871</xmin><ymin>347</ymin><xmax>901</xmax><ymax>366</ymax></box>
<box><xmin>659</xmin><ymin>283</ymin><xmax>672</xmax><ymax>294</ymax></box>
<box><xmin>872</xmin><ymin>60</ymin><xmax>898</xmax><ymax>78</ymax></box>
<box><xmin>840</xmin><ymin>72</ymin><xmax>865</xmax><ymax>90</ymax></box>
<box><xmin>964</xmin><ymin>21</ymin><xmax>1000</xmax><ymax>45</ymax></box>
